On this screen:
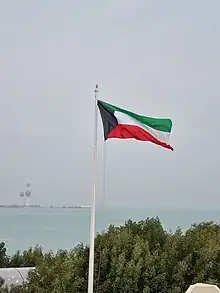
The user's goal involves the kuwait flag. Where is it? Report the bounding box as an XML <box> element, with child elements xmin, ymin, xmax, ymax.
<box><xmin>97</xmin><ymin>100</ymin><xmax>173</xmax><ymax>151</ymax></box>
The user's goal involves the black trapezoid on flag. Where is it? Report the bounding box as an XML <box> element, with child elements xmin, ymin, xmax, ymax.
<box><xmin>97</xmin><ymin>100</ymin><xmax>118</xmax><ymax>140</ymax></box>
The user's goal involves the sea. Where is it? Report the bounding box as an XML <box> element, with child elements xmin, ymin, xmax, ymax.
<box><xmin>1</xmin><ymin>207</ymin><xmax>220</xmax><ymax>255</ymax></box>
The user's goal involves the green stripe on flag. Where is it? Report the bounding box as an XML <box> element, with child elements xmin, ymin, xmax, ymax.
<box><xmin>100</xmin><ymin>100</ymin><xmax>172</xmax><ymax>133</ymax></box>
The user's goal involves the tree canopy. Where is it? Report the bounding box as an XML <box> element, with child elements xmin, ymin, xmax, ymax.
<box><xmin>1</xmin><ymin>217</ymin><xmax>220</xmax><ymax>293</ymax></box>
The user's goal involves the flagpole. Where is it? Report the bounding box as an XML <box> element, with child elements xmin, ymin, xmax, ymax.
<box><xmin>88</xmin><ymin>84</ymin><xmax>99</xmax><ymax>293</ymax></box>
<box><xmin>103</xmin><ymin>141</ymin><xmax>107</xmax><ymax>205</ymax></box>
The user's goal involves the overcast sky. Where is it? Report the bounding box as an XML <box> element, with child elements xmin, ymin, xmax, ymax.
<box><xmin>0</xmin><ymin>0</ymin><xmax>219</xmax><ymax>208</ymax></box>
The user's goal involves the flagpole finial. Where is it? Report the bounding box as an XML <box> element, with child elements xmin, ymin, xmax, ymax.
<box><xmin>94</xmin><ymin>84</ymin><xmax>99</xmax><ymax>93</ymax></box>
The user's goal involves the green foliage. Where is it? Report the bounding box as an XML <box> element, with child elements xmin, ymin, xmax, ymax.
<box><xmin>2</xmin><ymin>218</ymin><xmax>220</xmax><ymax>293</ymax></box>
<box><xmin>0</xmin><ymin>242</ymin><xmax>9</xmax><ymax>267</ymax></box>
<box><xmin>8</xmin><ymin>246</ymin><xmax>43</xmax><ymax>268</ymax></box>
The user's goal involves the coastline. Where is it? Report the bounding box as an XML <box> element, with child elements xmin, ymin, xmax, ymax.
<box><xmin>0</xmin><ymin>204</ymin><xmax>91</xmax><ymax>209</ymax></box>
<box><xmin>1</xmin><ymin>217</ymin><xmax>220</xmax><ymax>292</ymax></box>
<box><xmin>2</xmin><ymin>207</ymin><xmax>220</xmax><ymax>255</ymax></box>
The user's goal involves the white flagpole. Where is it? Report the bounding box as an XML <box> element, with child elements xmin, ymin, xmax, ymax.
<box><xmin>88</xmin><ymin>84</ymin><xmax>99</xmax><ymax>293</ymax></box>
<box><xmin>103</xmin><ymin>141</ymin><xmax>107</xmax><ymax>204</ymax></box>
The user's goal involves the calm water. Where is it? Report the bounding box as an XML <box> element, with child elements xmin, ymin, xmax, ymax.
<box><xmin>1</xmin><ymin>207</ymin><xmax>220</xmax><ymax>255</ymax></box>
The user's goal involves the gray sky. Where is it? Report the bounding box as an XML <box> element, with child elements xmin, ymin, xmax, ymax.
<box><xmin>0</xmin><ymin>0</ymin><xmax>219</xmax><ymax>208</ymax></box>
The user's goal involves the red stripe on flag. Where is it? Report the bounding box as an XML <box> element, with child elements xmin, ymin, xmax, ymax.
<box><xmin>108</xmin><ymin>124</ymin><xmax>173</xmax><ymax>151</ymax></box>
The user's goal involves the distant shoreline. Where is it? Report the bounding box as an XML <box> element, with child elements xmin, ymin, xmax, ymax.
<box><xmin>0</xmin><ymin>204</ymin><xmax>91</xmax><ymax>209</ymax></box>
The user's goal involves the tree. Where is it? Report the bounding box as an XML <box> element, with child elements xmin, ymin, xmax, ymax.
<box><xmin>8</xmin><ymin>246</ymin><xmax>43</xmax><ymax>268</ymax></box>
<box><xmin>0</xmin><ymin>242</ymin><xmax>8</xmax><ymax>268</ymax></box>
<box><xmin>3</xmin><ymin>218</ymin><xmax>220</xmax><ymax>293</ymax></box>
